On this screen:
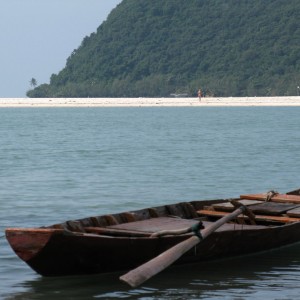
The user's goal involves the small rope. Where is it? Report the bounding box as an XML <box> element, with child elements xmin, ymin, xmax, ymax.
<box><xmin>265</xmin><ymin>190</ymin><xmax>279</xmax><ymax>202</ymax></box>
<box><xmin>191</xmin><ymin>222</ymin><xmax>204</xmax><ymax>240</ymax></box>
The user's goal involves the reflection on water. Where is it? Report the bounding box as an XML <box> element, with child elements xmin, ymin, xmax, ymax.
<box><xmin>5</xmin><ymin>243</ymin><xmax>300</xmax><ymax>300</ymax></box>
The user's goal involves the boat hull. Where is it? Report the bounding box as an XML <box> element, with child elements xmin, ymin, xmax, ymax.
<box><xmin>7</xmin><ymin>221</ymin><xmax>300</xmax><ymax>276</ymax></box>
<box><xmin>6</xmin><ymin>191</ymin><xmax>300</xmax><ymax>277</ymax></box>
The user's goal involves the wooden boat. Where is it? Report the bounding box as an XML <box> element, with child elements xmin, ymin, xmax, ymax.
<box><xmin>5</xmin><ymin>188</ymin><xmax>300</xmax><ymax>279</ymax></box>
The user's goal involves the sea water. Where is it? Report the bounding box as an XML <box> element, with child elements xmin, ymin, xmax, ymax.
<box><xmin>0</xmin><ymin>106</ymin><xmax>300</xmax><ymax>299</ymax></box>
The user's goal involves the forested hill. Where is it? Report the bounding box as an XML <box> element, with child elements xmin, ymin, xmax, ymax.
<box><xmin>28</xmin><ymin>0</ymin><xmax>300</xmax><ymax>98</ymax></box>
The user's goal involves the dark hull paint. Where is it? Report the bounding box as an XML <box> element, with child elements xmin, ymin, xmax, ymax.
<box><xmin>26</xmin><ymin>222</ymin><xmax>300</xmax><ymax>276</ymax></box>
<box><xmin>6</xmin><ymin>190</ymin><xmax>300</xmax><ymax>277</ymax></box>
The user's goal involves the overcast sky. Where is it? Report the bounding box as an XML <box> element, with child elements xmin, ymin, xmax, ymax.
<box><xmin>0</xmin><ymin>0</ymin><xmax>122</xmax><ymax>97</ymax></box>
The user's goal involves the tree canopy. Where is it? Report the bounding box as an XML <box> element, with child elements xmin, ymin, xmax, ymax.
<box><xmin>27</xmin><ymin>0</ymin><xmax>300</xmax><ymax>98</ymax></box>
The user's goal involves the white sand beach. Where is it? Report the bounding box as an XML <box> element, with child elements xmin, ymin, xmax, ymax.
<box><xmin>1</xmin><ymin>97</ymin><xmax>300</xmax><ymax>107</ymax></box>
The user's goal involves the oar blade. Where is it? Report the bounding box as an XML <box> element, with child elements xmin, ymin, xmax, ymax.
<box><xmin>120</xmin><ymin>236</ymin><xmax>199</xmax><ymax>287</ymax></box>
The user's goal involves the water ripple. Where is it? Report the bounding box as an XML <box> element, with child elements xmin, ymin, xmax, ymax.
<box><xmin>1</xmin><ymin>107</ymin><xmax>300</xmax><ymax>299</ymax></box>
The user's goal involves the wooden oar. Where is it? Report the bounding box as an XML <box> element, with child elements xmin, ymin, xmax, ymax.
<box><xmin>119</xmin><ymin>205</ymin><xmax>247</xmax><ymax>287</ymax></box>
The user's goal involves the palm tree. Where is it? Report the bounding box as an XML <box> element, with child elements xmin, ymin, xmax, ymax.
<box><xmin>29</xmin><ymin>78</ymin><xmax>37</xmax><ymax>88</ymax></box>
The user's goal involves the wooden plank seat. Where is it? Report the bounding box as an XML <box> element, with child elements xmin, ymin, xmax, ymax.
<box><xmin>212</xmin><ymin>200</ymin><xmax>300</xmax><ymax>216</ymax></box>
<box><xmin>85</xmin><ymin>227</ymin><xmax>152</xmax><ymax>237</ymax></box>
<box><xmin>107</xmin><ymin>217</ymin><xmax>200</xmax><ymax>232</ymax></box>
<box><xmin>286</xmin><ymin>207</ymin><xmax>300</xmax><ymax>218</ymax></box>
<box><xmin>197</xmin><ymin>209</ymin><xmax>300</xmax><ymax>224</ymax></box>
<box><xmin>86</xmin><ymin>217</ymin><xmax>267</xmax><ymax>237</ymax></box>
<box><xmin>212</xmin><ymin>199</ymin><xmax>263</xmax><ymax>212</ymax></box>
<box><xmin>246</xmin><ymin>202</ymin><xmax>300</xmax><ymax>215</ymax></box>
<box><xmin>240</xmin><ymin>193</ymin><xmax>300</xmax><ymax>204</ymax></box>
<box><xmin>85</xmin><ymin>217</ymin><xmax>200</xmax><ymax>237</ymax></box>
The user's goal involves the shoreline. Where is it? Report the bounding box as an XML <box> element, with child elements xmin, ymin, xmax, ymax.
<box><xmin>1</xmin><ymin>96</ymin><xmax>300</xmax><ymax>107</ymax></box>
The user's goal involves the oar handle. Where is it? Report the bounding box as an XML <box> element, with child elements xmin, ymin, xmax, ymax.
<box><xmin>120</xmin><ymin>206</ymin><xmax>245</xmax><ymax>287</ymax></box>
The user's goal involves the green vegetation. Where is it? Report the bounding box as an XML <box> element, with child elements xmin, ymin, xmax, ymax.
<box><xmin>27</xmin><ymin>0</ymin><xmax>300</xmax><ymax>98</ymax></box>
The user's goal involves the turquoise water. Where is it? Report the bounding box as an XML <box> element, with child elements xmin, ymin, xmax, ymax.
<box><xmin>1</xmin><ymin>107</ymin><xmax>300</xmax><ymax>299</ymax></box>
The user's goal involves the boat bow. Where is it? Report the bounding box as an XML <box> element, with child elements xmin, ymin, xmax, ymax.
<box><xmin>5</xmin><ymin>228</ymin><xmax>66</xmax><ymax>261</ymax></box>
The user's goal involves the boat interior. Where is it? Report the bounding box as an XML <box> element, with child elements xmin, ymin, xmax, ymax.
<box><xmin>50</xmin><ymin>189</ymin><xmax>300</xmax><ymax>237</ymax></box>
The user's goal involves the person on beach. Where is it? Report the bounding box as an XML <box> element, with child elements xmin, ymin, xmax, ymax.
<box><xmin>198</xmin><ymin>89</ymin><xmax>202</xmax><ymax>101</ymax></box>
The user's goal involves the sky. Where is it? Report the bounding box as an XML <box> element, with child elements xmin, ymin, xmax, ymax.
<box><xmin>0</xmin><ymin>0</ymin><xmax>122</xmax><ymax>97</ymax></box>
